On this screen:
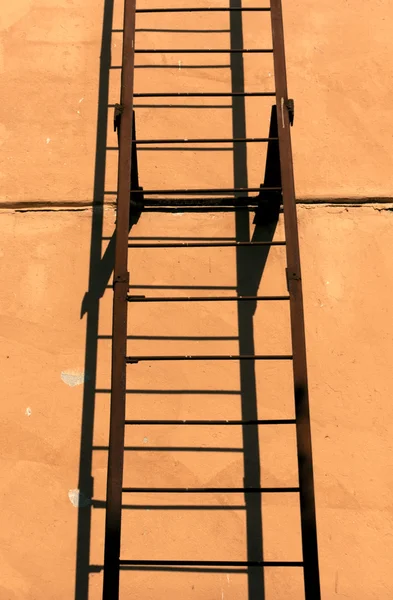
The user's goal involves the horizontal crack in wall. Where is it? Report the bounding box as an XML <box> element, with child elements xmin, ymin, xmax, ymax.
<box><xmin>0</xmin><ymin>198</ymin><xmax>392</xmax><ymax>213</ymax></box>
<box><xmin>0</xmin><ymin>201</ymin><xmax>117</xmax><ymax>213</ymax></box>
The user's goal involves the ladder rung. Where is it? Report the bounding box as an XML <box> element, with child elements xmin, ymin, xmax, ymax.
<box><xmin>96</xmin><ymin>388</ymin><xmax>241</xmax><ymax>395</ymax></box>
<box><xmin>131</xmin><ymin>137</ymin><xmax>276</xmax><ymax>144</ymax></box>
<box><xmin>111</xmin><ymin>65</ymin><xmax>233</xmax><ymax>69</ymax></box>
<box><xmin>127</xmin><ymin>241</ymin><xmax>284</xmax><ymax>248</ymax></box>
<box><xmin>119</xmin><ymin>560</ymin><xmax>303</xmax><ymax>568</ymax></box>
<box><xmin>130</xmin><ymin>187</ymin><xmax>280</xmax><ymax>195</ymax></box>
<box><xmin>129</xmin><ymin>285</ymin><xmax>238</xmax><ymax>290</ymax></box>
<box><xmin>135</xmin><ymin>8</ymin><xmax>271</xmax><ymax>13</ymax></box>
<box><xmin>132</xmin><ymin>202</ymin><xmax>276</xmax><ymax>209</ymax></box>
<box><xmin>101</xmin><ymin>335</ymin><xmax>239</xmax><ymax>341</ymax></box>
<box><xmin>110</xmin><ymin>138</ymin><xmax>274</xmax><ymax>149</ymax></box>
<box><xmin>134</xmin><ymin>92</ymin><xmax>275</xmax><ymax>97</ymax></box>
<box><xmin>134</xmin><ymin>105</ymin><xmax>233</xmax><ymax>110</ymax></box>
<box><xmin>128</xmin><ymin>237</ymin><xmax>237</xmax><ymax>241</ymax></box>
<box><xmin>126</xmin><ymin>355</ymin><xmax>293</xmax><ymax>363</ymax></box>
<box><xmin>122</xmin><ymin>487</ymin><xmax>299</xmax><ymax>493</ymax></box>
<box><xmin>135</xmin><ymin>49</ymin><xmax>273</xmax><ymax>54</ymax></box>
<box><xmin>106</xmin><ymin>187</ymin><xmax>282</xmax><ymax>198</ymax></box>
<box><xmin>127</xmin><ymin>295</ymin><xmax>289</xmax><ymax>302</ymax></box>
<box><xmin>93</xmin><ymin>446</ymin><xmax>244</xmax><ymax>453</ymax></box>
<box><xmin>135</xmin><ymin>30</ymin><xmax>232</xmax><ymax>34</ymax></box>
<box><xmin>93</xmin><ymin>501</ymin><xmax>246</xmax><ymax>509</ymax></box>
<box><xmin>124</xmin><ymin>419</ymin><xmax>296</xmax><ymax>426</ymax></box>
<box><xmin>133</xmin><ymin>207</ymin><xmax>261</xmax><ymax>212</ymax></box>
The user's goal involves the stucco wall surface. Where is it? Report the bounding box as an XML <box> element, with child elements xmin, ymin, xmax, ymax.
<box><xmin>1</xmin><ymin>207</ymin><xmax>393</xmax><ymax>598</ymax></box>
<box><xmin>1</xmin><ymin>0</ymin><xmax>393</xmax><ymax>205</ymax></box>
<box><xmin>1</xmin><ymin>0</ymin><xmax>393</xmax><ymax>598</ymax></box>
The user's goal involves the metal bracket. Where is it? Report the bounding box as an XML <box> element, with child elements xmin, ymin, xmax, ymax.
<box><xmin>286</xmin><ymin>99</ymin><xmax>294</xmax><ymax>126</ymax></box>
<box><xmin>114</xmin><ymin>103</ymin><xmax>124</xmax><ymax>133</ymax></box>
<box><xmin>113</xmin><ymin>273</ymin><xmax>129</xmax><ymax>288</ymax></box>
<box><xmin>286</xmin><ymin>268</ymin><xmax>301</xmax><ymax>291</ymax></box>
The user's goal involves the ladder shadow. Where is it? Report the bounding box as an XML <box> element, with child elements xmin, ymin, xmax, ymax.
<box><xmin>75</xmin><ymin>3</ymin><xmax>238</xmax><ymax>599</ymax></box>
<box><xmin>75</xmin><ymin>0</ymin><xmax>121</xmax><ymax>598</ymax></box>
<box><xmin>76</xmin><ymin>1</ymin><xmax>280</xmax><ymax>598</ymax></box>
<box><xmin>230</xmin><ymin>1</ymin><xmax>281</xmax><ymax>599</ymax></box>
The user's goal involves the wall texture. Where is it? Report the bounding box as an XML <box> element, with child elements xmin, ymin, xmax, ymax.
<box><xmin>1</xmin><ymin>0</ymin><xmax>392</xmax><ymax>206</ymax></box>
<box><xmin>1</xmin><ymin>1</ymin><xmax>392</xmax><ymax>599</ymax></box>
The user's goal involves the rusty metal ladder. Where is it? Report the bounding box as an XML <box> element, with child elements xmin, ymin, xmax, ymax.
<box><xmin>102</xmin><ymin>2</ymin><xmax>321</xmax><ymax>598</ymax></box>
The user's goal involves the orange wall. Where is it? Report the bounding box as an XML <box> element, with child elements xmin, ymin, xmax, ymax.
<box><xmin>1</xmin><ymin>0</ymin><xmax>393</xmax><ymax>206</ymax></box>
<box><xmin>1</xmin><ymin>1</ymin><xmax>393</xmax><ymax>599</ymax></box>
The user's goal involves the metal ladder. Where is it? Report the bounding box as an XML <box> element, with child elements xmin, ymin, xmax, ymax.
<box><xmin>103</xmin><ymin>2</ymin><xmax>321</xmax><ymax>598</ymax></box>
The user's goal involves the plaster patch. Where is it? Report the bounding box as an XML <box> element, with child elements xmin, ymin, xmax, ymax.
<box><xmin>68</xmin><ymin>489</ymin><xmax>91</xmax><ymax>508</ymax></box>
<box><xmin>61</xmin><ymin>369</ymin><xmax>90</xmax><ymax>387</ymax></box>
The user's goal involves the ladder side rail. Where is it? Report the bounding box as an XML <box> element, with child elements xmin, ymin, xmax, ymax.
<box><xmin>270</xmin><ymin>1</ymin><xmax>321</xmax><ymax>598</ymax></box>
<box><xmin>102</xmin><ymin>1</ymin><xmax>137</xmax><ymax>598</ymax></box>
